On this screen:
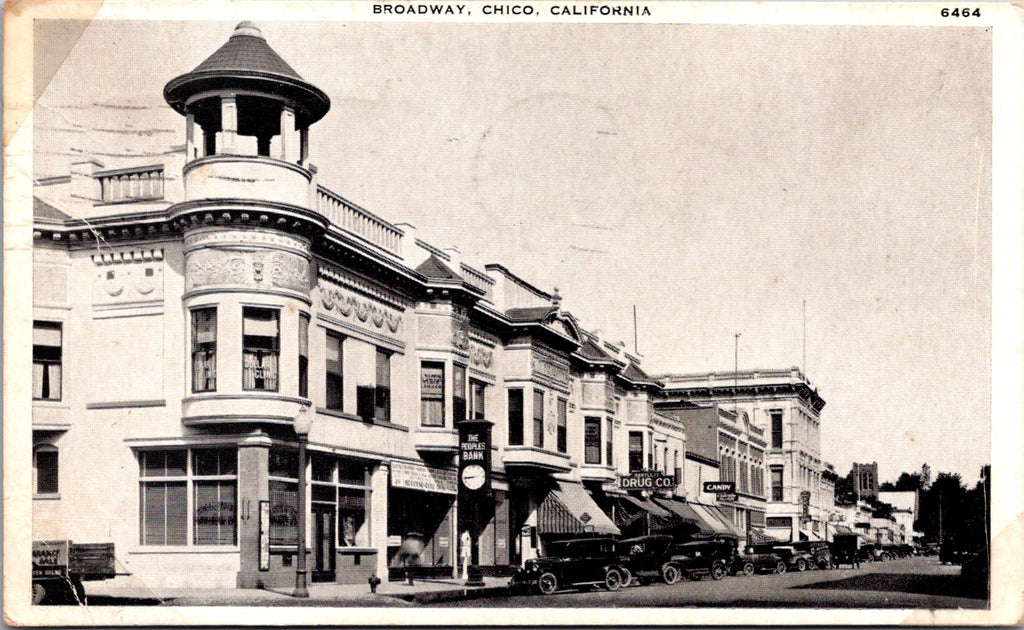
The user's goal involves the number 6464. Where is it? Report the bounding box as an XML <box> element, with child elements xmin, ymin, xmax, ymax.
<box><xmin>940</xmin><ymin>7</ymin><xmax>981</xmax><ymax>17</ymax></box>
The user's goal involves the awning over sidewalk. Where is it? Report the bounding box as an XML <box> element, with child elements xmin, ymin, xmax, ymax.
<box><xmin>651</xmin><ymin>497</ymin><xmax>702</xmax><ymax>525</ymax></box>
<box><xmin>834</xmin><ymin>525</ymin><xmax>854</xmax><ymax>535</ymax></box>
<box><xmin>748</xmin><ymin>528</ymin><xmax>785</xmax><ymax>545</ymax></box>
<box><xmin>538</xmin><ymin>481</ymin><xmax>620</xmax><ymax>535</ymax></box>
<box><xmin>620</xmin><ymin>495</ymin><xmax>672</xmax><ymax>518</ymax></box>
<box><xmin>688</xmin><ymin>503</ymin><xmax>735</xmax><ymax>536</ymax></box>
<box><xmin>706</xmin><ymin>505</ymin><xmax>745</xmax><ymax>538</ymax></box>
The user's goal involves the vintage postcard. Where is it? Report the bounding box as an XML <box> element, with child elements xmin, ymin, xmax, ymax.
<box><xmin>4</xmin><ymin>0</ymin><xmax>1022</xmax><ymax>626</ymax></box>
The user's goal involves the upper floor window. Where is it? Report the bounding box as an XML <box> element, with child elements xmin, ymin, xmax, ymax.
<box><xmin>470</xmin><ymin>380</ymin><xmax>487</xmax><ymax>420</ymax></box>
<box><xmin>420</xmin><ymin>361</ymin><xmax>445</xmax><ymax>427</ymax></box>
<box><xmin>374</xmin><ymin>349</ymin><xmax>391</xmax><ymax>423</ymax></box>
<box><xmin>508</xmin><ymin>389</ymin><xmax>524</xmax><ymax>446</ymax></box>
<box><xmin>628</xmin><ymin>431</ymin><xmax>644</xmax><ymax>472</ymax></box>
<box><xmin>242</xmin><ymin>307</ymin><xmax>279</xmax><ymax>391</ymax></box>
<box><xmin>325</xmin><ymin>332</ymin><xmax>343</xmax><ymax>411</ymax></box>
<box><xmin>298</xmin><ymin>313</ymin><xmax>309</xmax><ymax>398</ymax></box>
<box><xmin>556</xmin><ymin>398</ymin><xmax>567</xmax><ymax>453</ymax></box>
<box><xmin>34</xmin><ymin>444</ymin><xmax>59</xmax><ymax>495</ymax></box>
<box><xmin>532</xmin><ymin>389</ymin><xmax>544</xmax><ymax>449</ymax></box>
<box><xmin>453</xmin><ymin>364</ymin><xmax>467</xmax><ymax>424</ymax></box>
<box><xmin>33</xmin><ymin>321</ymin><xmax>62</xmax><ymax>401</ymax></box>
<box><xmin>606</xmin><ymin>418</ymin><xmax>614</xmax><ymax>466</ymax></box>
<box><xmin>771</xmin><ymin>465</ymin><xmax>784</xmax><ymax>502</ymax></box>
<box><xmin>770</xmin><ymin>411</ymin><xmax>783</xmax><ymax>449</ymax></box>
<box><xmin>191</xmin><ymin>308</ymin><xmax>216</xmax><ymax>393</ymax></box>
<box><xmin>584</xmin><ymin>417</ymin><xmax>602</xmax><ymax>465</ymax></box>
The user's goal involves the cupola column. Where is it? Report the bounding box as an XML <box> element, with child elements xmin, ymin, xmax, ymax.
<box><xmin>220</xmin><ymin>95</ymin><xmax>238</xmax><ymax>154</ymax></box>
<box><xmin>299</xmin><ymin>128</ymin><xmax>309</xmax><ymax>165</ymax></box>
<box><xmin>279</xmin><ymin>105</ymin><xmax>298</xmax><ymax>163</ymax></box>
<box><xmin>185</xmin><ymin>112</ymin><xmax>197</xmax><ymax>161</ymax></box>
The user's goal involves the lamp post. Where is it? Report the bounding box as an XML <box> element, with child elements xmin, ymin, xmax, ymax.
<box><xmin>293</xmin><ymin>403</ymin><xmax>313</xmax><ymax>598</ymax></box>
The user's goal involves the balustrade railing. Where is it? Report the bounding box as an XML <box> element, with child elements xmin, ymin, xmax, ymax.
<box><xmin>316</xmin><ymin>186</ymin><xmax>403</xmax><ymax>256</ymax></box>
<box><xmin>98</xmin><ymin>167</ymin><xmax>164</xmax><ymax>203</ymax></box>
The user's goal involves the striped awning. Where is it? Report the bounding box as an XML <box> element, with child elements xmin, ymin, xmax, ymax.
<box><xmin>651</xmin><ymin>497</ymin><xmax>702</xmax><ymax>524</ymax></box>
<box><xmin>706</xmin><ymin>505</ymin><xmax>745</xmax><ymax>538</ymax></box>
<box><xmin>538</xmin><ymin>481</ymin><xmax>620</xmax><ymax>535</ymax></box>
<box><xmin>834</xmin><ymin>525</ymin><xmax>854</xmax><ymax>535</ymax></box>
<box><xmin>620</xmin><ymin>495</ymin><xmax>672</xmax><ymax>518</ymax></box>
<box><xmin>688</xmin><ymin>503</ymin><xmax>734</xmax><ymax>536</ymax></box>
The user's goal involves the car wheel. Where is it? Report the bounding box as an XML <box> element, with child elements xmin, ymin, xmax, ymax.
<box><xmin>604</xmin><ymin>567</ymin><xmax>624</xmax><ymax>591</ymax></box>
<box><xmin>818</xmin><ymin>559</ymin><xmax>830</xmax><ymax>570</ymax></box>
<box><xmin>537</xmin><ymin>572</ymin><xmax>558</xmax><ymax>595</ymax></box>
<box><xmin>710</xmin><ymin>563</ymin><xmax>726</xmax><ymax>581</ymax></box>
<box><xmin>796</xmin><ymin>559</ymin><xmax>807</xmax><ymax>572</ymax></box>
<box><xmin>742</xmin><ymin>562</ymin><xmax>755</xmax><ymax>577</ymax></box>
<box><xmin>32</xmin><ymin>582</ymin><xmax>48</xmax><ymax>605</ymax></box>
<box><xmin>662</xmin><ymin>563</ymin><xmax>682</xmax><ymax>585</ymax></box>
<box><xmin>776</xmin><ymin>561</ymin><xmax>787</xmax><ymax>574</ymax></box>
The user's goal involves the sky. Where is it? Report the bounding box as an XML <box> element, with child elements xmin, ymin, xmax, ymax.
<box><xmin>32</xmin><ymin>20</ymin><xmax>992</xmax><ymax>484</ymax></box>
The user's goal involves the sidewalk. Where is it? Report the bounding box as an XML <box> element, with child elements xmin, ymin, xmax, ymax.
<box><xmin>83</xmin><ymin>576</ymin><xmax>512</xmax><ymax>607</ymax></box>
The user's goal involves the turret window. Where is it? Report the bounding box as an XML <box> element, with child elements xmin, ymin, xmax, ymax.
<box><xmin>191</xmin><ymin>308</ymin><xmax>216</xmax><ymax>393</ymax></box>
<box><xmin>242</xmin><ymin>307</ymin><xmax>279</xmax><ymax>391</ymax></box>
<box><xmin>298</xmin><ymin>313</ymin><xmax>309</xmax><ymax>398</ymax></box>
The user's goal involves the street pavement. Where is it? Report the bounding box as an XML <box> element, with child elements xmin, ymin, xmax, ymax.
<box><xmin>439</xmin><ymin>557</ymin><xmax>987</xmax><ymax>609</ymax></box>
<box><xmin>72</xmin><ymin>556</ymin><xmax>984</xmax><ymax>609</ymax></box>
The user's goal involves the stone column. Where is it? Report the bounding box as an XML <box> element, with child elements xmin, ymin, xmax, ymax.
<box><xmin>220</xmin><ymin>95</ymin><xmax>238</xmax><ymax>154</ymax></box>
<box><xmin>185</xmin><ymin>113</ymin><xmax>196</xmax><ymax>161</ymax></box>
<box><xmin>236</xmin><ymin>442</ymin><xmax>270</xmax><ymax>588</ymax></box>
<box><xmin>279</xmin><ymin>106</ymin><xmax>298</xmax><ymax>163</ymax></box>
<box><xmin>369</xmin><ymin>462</ymin><xmax>390</xmax><ymax>580</ymax></box>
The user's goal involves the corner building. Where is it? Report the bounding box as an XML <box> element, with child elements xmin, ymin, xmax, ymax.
<box><xmin>30</xmin><ymin>23</ymin><xmax>684</xmax><ymax>589</ymax></box>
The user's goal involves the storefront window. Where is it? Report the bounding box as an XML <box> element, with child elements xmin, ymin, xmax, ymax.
<box><xmin>325</xmin><ymin>332</ymin><xmax>343</xmax><ymax>410</ymax></box>
<box><xmin>191</xmin><ymin>309</ymin><xmax>216</xmax><ymax>393</ymax></box>
<box><xmin>33</xmin><ymin>321</ymin><xmax>62</xmax><ymax>400</ymax></box>
<box><xmin>310</xmin><ymin>454</ymin><xmax>369</xmax><ymax>547</ymax></box>
<box><xmin>269</xmin><ymin>447</ymin><xmax>299</xmax><ymax>545</ymax></box>
<box><xmin>243</xmin><ymin>307</ymin><xmax>279</xmax><ymax>391</ymax></box>
<box><xmin>140</xmin><ymin>449</ymin><xmax>236</xmax><ymax>547</ymax></box>
<box><xmin>420</xmin><ymin>362</ymin><xmax>445</xmax><ymax>427</ymax></box>
<box><xmin>584</xmin><ymin>417</ymin><xmax>601</xmax><ymax>464</ymax></box>
<box><xmin>508</xmin><ymin>389</ymin><xmax>524</xmax><ymax>446</ymax></box>
<box><xmin>453</xmin><ymin>364</ymin><xmax>467</xmax><ymax>424</ymax></box>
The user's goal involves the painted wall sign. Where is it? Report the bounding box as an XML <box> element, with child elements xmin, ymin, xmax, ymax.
<box><xmin>390</xmin><ymin>461</ymin><xmax>457</xmax><ymax>495</ymax></box>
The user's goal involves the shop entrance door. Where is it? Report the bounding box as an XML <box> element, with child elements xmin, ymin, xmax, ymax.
<box><xmin>311</xmin><ymin>504</ymin><xmax>336</xmax><ymax>583</ymax></box>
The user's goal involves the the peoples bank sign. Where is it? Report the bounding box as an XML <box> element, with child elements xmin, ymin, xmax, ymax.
<box><xmin>618</xmin><ymin>470</ymin><xmax>676</xmax><ymax>491</ymax></box>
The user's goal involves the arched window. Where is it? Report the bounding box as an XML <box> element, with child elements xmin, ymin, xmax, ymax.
<box><xmin>34</xmin><ymin>444</ymin><xmax>59</xmax><ymax>495</ymax></box>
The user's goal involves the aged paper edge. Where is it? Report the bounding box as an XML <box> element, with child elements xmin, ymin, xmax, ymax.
<box><xmin>4</xmin><ymin>0</ymin><xmax>1023</xmax><ymax>626</ymax></box>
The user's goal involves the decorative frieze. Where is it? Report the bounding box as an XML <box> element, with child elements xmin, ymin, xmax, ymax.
<box><xmin>91</xmin><ymin>248</ymin><xmax>165</xmax><ymax>312</ymax></box>
<box><xmin>468</xmin><ymin>342</ymin><xmax>493</xmax><ymax>369</ymax></box>
<box><xmin>318</xmin><ymin>281</ymin><xmax>402</xmax><ymax>334</ymax></box>
<box><xmin>185</xmin><ymin>248</ymin><xmax>312</xmax><ymax>293</ymax></box>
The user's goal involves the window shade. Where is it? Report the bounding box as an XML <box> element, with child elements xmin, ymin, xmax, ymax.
<box><xmin>33</xmin><ymin>322</ymin><xmax>62</xmax><ymax>347</ymax></box>
<box><xmin>243</xmin><ymin>309</ymin><xmax>279</xmax><ymax>337</ymax></box>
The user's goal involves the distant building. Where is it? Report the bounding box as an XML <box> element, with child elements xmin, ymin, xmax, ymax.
<box><xmin>850</xmin><ymin>462</ymin><xmax>880</xmax><ymax>500</ymax></box>
<box><xmin>656</xmin><ymin>367</ymin><xmax>826</xmax><ymax>543</ymax></box>
<box><xmin>878</xmin><ymin>490</ymin><xmax>923</xmax><ymax>542</ymax></box>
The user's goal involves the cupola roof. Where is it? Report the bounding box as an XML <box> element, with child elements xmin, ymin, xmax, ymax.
<box><xmin>163</xmin><ymin>22</ymin><xmax>330</xmax><ymax>126</ymax></box>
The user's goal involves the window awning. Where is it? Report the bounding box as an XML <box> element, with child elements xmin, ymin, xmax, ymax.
<box><xmin>748</xmin><ymin>528</ymin><xmax>785</xmax><ymax>544</ymax></box>
<box><xmin>706</xmin><ymin>505</ymin><xmax>745</xmax><ymax>538</ymax></box>
<box><xmin>620</xmin><ymin>495</ymin><xmax>672</xmax><ymax>518</ymax></box>
<box><xmin>688</xmin><ymin>503</ymin><xmax>734</xmax><ymax>536</ymax></box>
<box><xmin>538</xmin><ymin>481</ymin><xmax>620</xmax><ymax>536</ymax></box>
<box><xmin>651</xmin><ymin>497</ymin><xmax>702</xmax><ymax>524</ymax></box>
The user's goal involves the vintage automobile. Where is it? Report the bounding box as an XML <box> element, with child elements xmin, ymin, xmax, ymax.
<box><xmin>858</xmin><ymin>543</ymin><xmax>891</xmax><ymax>562</ymax></box>
<box><xmin>509</xmin><ymin>537</ymin><xmax>630</xmax><ymax>595</ymax></box>
<box><xmin>732</xmin><ymin>546</ymin><xmax>786</xmax><ymax>576</ymax></box>
<box><xmin>756</xmin><ymin>543</ymin><xmax>816</xmax><ymax>572</ymax></box>
<box><xmin>615</xmin><ymin>535</ymin><xmax>678</xmax><ymax>585</ymax></box>
<box><xmin>664</xmin><ymin>539</ymin><xmax>734</xmax><ymax>581</ymax></box>
<box><xmin>830</xmin><ymin>534</ymin><xmax>861</xmax><ymax>567</ymax></box>
<box><xmin>790</xmin><ymin>540</ymin><xmax>834</xmax><ymax>569</ymax></box>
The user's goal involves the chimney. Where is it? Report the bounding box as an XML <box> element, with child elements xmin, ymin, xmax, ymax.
<box><xmin>443</xmin><ymin>246</ymin><xmax>462</xmax><ymax>276</ymax></box>
<box><xmin>69</xmin><ymin>159</ymin><xmax>103</xmax><ymax>215</ymax></box>
<box><xmin>394</xmin><ymin>222</ymin><xmax>419</xmax><ymax>265</ymax></box>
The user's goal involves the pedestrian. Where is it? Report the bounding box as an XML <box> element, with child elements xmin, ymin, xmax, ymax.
<box><xmin>397</xmin><ymin>532</ymin><xmax>424</xmax><ymax>585</ymax></box>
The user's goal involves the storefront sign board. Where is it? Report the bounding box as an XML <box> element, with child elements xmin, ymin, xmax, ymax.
<box><xmin>391</xmin><ymin>461</ymin><xmax>457</xmax><ymax>495</ymax></box>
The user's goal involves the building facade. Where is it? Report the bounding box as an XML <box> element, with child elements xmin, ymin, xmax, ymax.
<box><xmin>850</xmin><ymin>462</ymin><xmax>880</xmax><ymax>500</ymax></box>
<box><xmin>657</xmin><ymin>368</ymin><xmax>827</xmax><ymax>543</ymax></box>
<box><xmin>31</xmin><ymin>22</ymin><xmax>693</xmax><ymax>589</ymax></box>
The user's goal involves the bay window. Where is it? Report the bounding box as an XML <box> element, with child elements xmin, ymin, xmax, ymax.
<box><xmin>628</xmin><ymin>431</ymin><xmax>644</xmax><ymax>472</ymax></box>
<box><xmin>33</xmin><ymin>321</ymin><xmax>62</xmax><ymax>400</ymax></box>
<box><xmin>453</xmin><ymin>364</ymin><xmax>467</xmax><ymax>424</ymax></box>
<box><xmin>470</xmin><ymin>380</ymin><xmax>487</xmax><ymax>420</ymax></box>
<box><xmin>532</xmin><ymin>389</ymin><xmax>544</xmax><ymax>448</ymax></box>
<box><xmin>606</xmin><ymin>418</ymin><xmax>614</xmax><ymax>466</ymax></box>
<box><xmin>556</xmin><ymin>398</ymin><xmax>567</xmax><ymax>453</ymax></box>
<box><xmin>298</xmin><ymin>313</ymin><xmax>309</xmax><ymax>398</ymax></box>
<box><xmin>191</xmin><ymin>308</ymin><xmax>216</xmax><ymax>393</ymax></box>
<box><xmin>508</xmin><ymin>389</ymin><xmax>524</xmax><ymax>446</ymax></box>
<box><xmin>420</xmin><ymin>361</ymin><xmax>445</xmax><ymax>427</ymax></box>
<box><xmin>374</xmin><ymin>349</ymin><xmax>391</xmax><ymax>423</ymax></box>
<box><xmin>584</xmin><ymin>417</ymin><xmax>601</xmax><ymax>465</ymax></box>
<box><xmin>242</xmin><ymin>307</ymin><xmax>279</xmax><ymax>391</ymax></box>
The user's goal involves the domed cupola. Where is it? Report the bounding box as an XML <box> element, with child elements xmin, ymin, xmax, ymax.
<box><xmin>164</xmin><ymin>22</ymin><xmax>330</xmax><ymax>163</ymax></box>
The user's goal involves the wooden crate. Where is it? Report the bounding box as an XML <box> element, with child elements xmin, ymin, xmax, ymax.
<box><xmin>68</xmin><ymin>543</ymin><xmax>116</xmax><ymax>579</ymax></box>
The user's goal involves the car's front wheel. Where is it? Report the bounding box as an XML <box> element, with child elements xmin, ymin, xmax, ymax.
<box><xmin>710</xmin><ymin>562</ymin><xmax>726</xmax><ymax>581</ymax></box>
<box><xmin>818</xmin><ymin>558</ymin><xmax>831</xmax><ymax>570</ymax></box>
<box><xmin>662</xmin><ymin>563</ymin><xmax>682</xmax><ymax>585</ymax></box>
<box><xmin>795</xmin><ymin>558</ymin><xmax>807</xmax><ymax>572</ymax></box>
<box><xmin>775</xmin><ymin>561</ymin><xmax>787</xmax><ymax>574</ymax></box>
<box><xmin>741</xmin><ymin>562</ymin><xmax>755</xmax><ymax>577</ymax></box>
<box><xmin>537</xmin><ymin>572</ymin><xmax>558</xmax><ymax>595</ymax></box>
<box><xmin>604</xmin><ymin>567</ymin><xmax>624</xmax><ymax>591</ymax></box>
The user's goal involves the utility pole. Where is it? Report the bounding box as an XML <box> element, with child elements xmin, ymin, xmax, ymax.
<box><xmin>734</xmin><ymin>332</ymin><xmax>741</xmax><ymax>413</ymax></box>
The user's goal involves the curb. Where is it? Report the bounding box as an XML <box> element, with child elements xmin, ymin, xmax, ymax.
<box><xmin>384</xmin><ymin>585</ymin><xmax>511</xmax><ymax>604</ymax></box>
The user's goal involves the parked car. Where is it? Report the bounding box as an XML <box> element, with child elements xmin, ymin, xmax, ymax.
<box><xmin>791</xmin><ymin>541</ymin><xmax>834</xmax><ymax>569</ymax></box>
<box><xmin>858</xmin><ymin>543</ymin><xmax>890</xmax><ymax>562</ymax></box>
<box><xmin>732</xmin><ymin>546</ymin><xmax>786</xmax><ymax>576</ymax></box>
<box><xmin>665</xmin><ymin>539</ymin><xmax>734</xmax><ymax>581</ymax></box>
<box><xmin>754</xmin><ymin>543</ymin><xmax>815</xmax><ymax>572</ymax></box>
<box><xmin>509</xmin><ymin>537</ymin><xmax>629</xmax><ymax>595</ymax></box>
<box><xmin>615</xmin><ymin>535</ymin><xmax>678</xmax><ymax>585</ymax></box>
<box><xmin>830</xmin><ymin>534</ymin><xmax>861</xmax><ymax>567</ymax></box>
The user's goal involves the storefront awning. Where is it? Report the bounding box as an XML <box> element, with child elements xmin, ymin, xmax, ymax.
<box><xmin>688</xmin><ymin>502</ymin><xmax>735</xmax><ymax>536</ymax></box>
<box><xmin>799</xmin><ymin>528</ymin><xmax>822</xmax><ymax>542</ymax></box>
<box><xmin>620</xmin><ymin>495</ymin><xmax>672</xmax><ymax>518</ymax></box>
<box><xmin>651</xmin><ymin>497</ymin><xmax>702</xmax><ymax>524</ymax></box>
<box><xmin>538</xmin><ymin>481</ymin><xmax>620</xmax><ymax>536</ymax></box>
<box><xmin>706</xmin><ymin>505</ymin><xmax>745</xmax><ymax>538</ymax></box>
<box><xmin>834</xmin><ymin>525</ymin><xmax>854</xmax><ymax>535</ymax></box>
<box><xmin>748</xmin><ymin>528</ymin><xmax>785</xmax><ymax>544</ymax></box>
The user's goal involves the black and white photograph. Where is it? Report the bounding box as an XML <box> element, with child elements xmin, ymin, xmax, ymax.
<box><xmin>5</xmin><ymin>1</ymin><xmax>1022</xmax><ymax>625</ymax></box>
